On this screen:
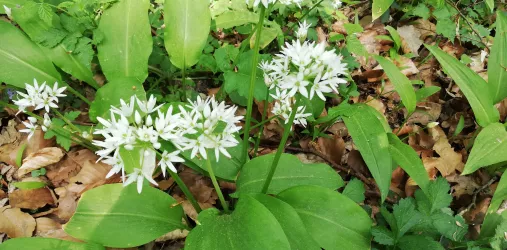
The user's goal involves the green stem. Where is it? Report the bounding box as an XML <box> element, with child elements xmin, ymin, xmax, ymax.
<box><xmin>65</xmin><ymin>85</ymin><xmax>92</xmax><ymax>106</ymax></box>
<box><xmin>252</xmin><ymin>91</ymin><xmax>271</xmax><ymax>157</ymax></box>
<box><xmin>250</xmin><ymin>115</ymin><xmax>277</xmax><ymax>131</ymax></box>
<box><xmin>241</xmin><ymin>6</ymin><xmax>267</xmax><ymax>165</ymax></box>
<box><xmin>167</xmin><ymin>170</ymin><xmax>202</xmax><ymax>213</ymax></box>
<box><xmin>288</xmin><ymin>0</ymin><xmax>324</xmax><ymax>29</ymax></box>
<box><xmin>261</xmin><ymin>97</ymin><xmax>302</xmax><ymax>194</ymax></box>
<box><xmin>206</xmin><ymin>153</ymin><xmax>230</xmax><ymax>213</ymax></box>
<box><xmin>52</xmin><ymin>108</ymin><xmax>81</xmax><ymax>132</ymax></box>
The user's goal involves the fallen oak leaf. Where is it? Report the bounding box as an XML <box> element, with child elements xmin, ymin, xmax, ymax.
<box><xmin>17</xmin><ymin>147</ymin><xmax>64</xmax><ymax>177</ymax></box>
<box><xmin>35</xmin><ymin>217</ymin><xmax>80</xmax><ymax>242</ymax></box>
<box><xmin>8</xmin><ymin>187</ymin><xmax>56</xmax><ymax>210</ymax></box>
<box><xmin>0</xmin><ymin>206</ymin><xmax>36</xmax><ymax>238</ymax></box>
<box><xmin>46</xmin><ymin>149</ymin><xmax>98</xmax><ymax>187</ymax></box>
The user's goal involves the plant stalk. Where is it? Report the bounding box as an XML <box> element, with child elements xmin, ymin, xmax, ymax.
<box><xmin>261</xmin><ymin>97</ymin><xmax>301</xmax><ymax>194</ymax></box>
<box><xmin>167</xmin><ymin>170</ymin><xmax>202</xmax><ymax>213</ymax></box>
<box><xmin>241</xmin><ymin>6</ymin><xmax>267</xmax><ymax>165</ymax></box>
<box><xmin>206</xmin><ymin>153</ymin><xmax>230</xmax><ymax>213</ymax></box>
<box><xmin>52</xmin><ymin>108</ymin><xmax>82</xmax><ymax>133</ymax></box>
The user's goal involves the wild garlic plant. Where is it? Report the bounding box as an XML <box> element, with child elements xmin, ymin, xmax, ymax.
<box><xmin>92</xmin><ymin>95</ymin><xmax>242</xmax><ymax>212</ymax></box>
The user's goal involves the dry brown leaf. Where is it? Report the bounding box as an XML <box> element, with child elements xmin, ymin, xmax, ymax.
<box><xmin>331</xmin><ymin>19</ymin><xmax>349</xmax><ymax>35</ymax></box>
<box><xmin>0</xmin><ymin>120</ymin><xmax>20</xmax><ymax>146</ymax></box>
<box><xmin>155</xmin><ymin>229</ymin><xmax>189</xmax><ymax>242</ymax></box>
<box><xmin>24</xmin><ymin>129</ymin><xmax>55</xmax><ymax>157</ymax></box>
<box><xmin>316</xmin><ymin>26</ymin><xmax>327</xmax><ymax>44</ymax></box>
<box><xmin>174</xmin><ymin>195</ymin><xmax>214</xmax><ymax>221</ymax></box>
<box><xmin>53</xmin><ymin>187</ymin><xmax>78</xmax><ymax>222</ymax></box>
<box><xmin>447</xmin><ymin>174</ymin><xmax>480</xmax><ymax>198</ymax></box>
<box><xmin>422</xmin><ymin>126</ymin><xmax>465</xmax><ymax>176</ymax></box>
<box><xmin>315</xmin><ymin>135</ymin><xmax>345</xmax><ymax>165</ymax></box>
<box><xmin>0</xmin><ymin>207</ymin><xmax>36</xmax><ymax>238</ymax></box>
<box><xmin>326</xmin><ymin>122</ymin><xmax>348</xmax><ymax>137</ymax></box>
<box><xmin>46</xmin><ymin>149</ymin><xmax>98</xmax><ymax>187</ymax></box>
<box><xmin>464</xmin><ymin>197</ymin><xmax>491</xmax><ymax>224</ymax></box>
<box><xmin>17</xmin><ymin>147</ymin><xmax>64</xmax><ymax>177</ymax></box>
<box><xmin>9</xmin><ymin>187</ymin><xmax>56</xmax><ymax>210</ymax></box>
<box><xmin>358</xmin><ymin>29</ymin><xmax>382</xmax><ymax>69</ymax></box>
<box><xmin>407</xmin><ymin>102</ymin><xmax>442</xmax><ymax>125</ymax></box>
<box><xmin>496</xmin><ymin>97</ymin><xmax>507</xmax><ymax>121</ymax></box>
<box><xmin>175</xmin><ymin>168</ymin><xmax>217</xmax><ymax>205</ymax></box>
<box><xmin>0</xmin><ymin>190</ymin><xmax>5</xmax><ymax>200</ymax></box>
<box><xmin>397</xmin><ymin>25</ymin><xmax>423</xmax><ymax>56</ymax></box>
<box><xmin>413</xmin><ymin>19</ymin><xmax>436</xmax><ymax>41</ymax></box>
<box><xmin>365</xmin><ymin>96</ymin><xmax>386</xmax><ymax>114</ymax></box>
<box><xmin>35</xmin><ymin>217</ymin><xmax>79</xmax><ymax>241</ymax></box>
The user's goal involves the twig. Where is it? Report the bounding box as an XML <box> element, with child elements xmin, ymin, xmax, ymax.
<box><xmin>446</xmin><ymin>0</ymin><xmax>490</xmax><ymax>52</ymax></box>
<box><xmin>464</xmin><ymin>175</ymin><xmax>499</xmax><ymax>212</ymax></box>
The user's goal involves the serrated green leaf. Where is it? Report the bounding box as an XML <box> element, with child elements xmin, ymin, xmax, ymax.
<box><xmin>65</xmin><ymin>184</ymin><xmax>184</xmax><ymax>248</ymax></box>
<box><xmin>482</xmin><ymin>170</ymin><xmax>507</xmax><ymax>238</ymax></box>
<box><xmin>372</xmin><ymin>226</ymin><xmax>395</xmax><ymax>245</ymax></box>
<box><xmin>491</xmin><ymin>219</ymin><xmax>507</xmax><ymax>250</ymax></box>
<box><xmin>278</xmin><ymin>185</ymin><xmax>372</xmax><ymax>250</ymax></box>
<box><xmin>436</xmin><ymin>19</ymin><xmax>456</xmax><ymax>41</ymax></box>
<box><xmin>397</xmin><ymin>235</ymin><xmax>445</xmax><ymax>250</ymax></box>
<box><xmin>431</xmin><ymin>212</ymin><xmax>467</xmax><ymax>241</ymax></box>
<box><xmin>393</xmin><ymin>198</ymin><xmax>422</xmax><ymax>238</ymax></box>
<box><xmin>375</xmin><ymin>56</ymin><xmax>416</xmax><ymax>114</ymax></box>
<box><xmin>387</xmin><ymin>133</ymin><xmax>430</xmax><ymax>195</ymax></box>
<box><xmin>185</xmin><ymin>195</ymin><xmax>291</xmax><ymax>250</ymax></box>
<box><xmin>463</xmin><ymin>123</ymin><xmax>507</xmax><ymax>174</ymax></box>
<box><xmin>415</xmin><ymin>177</ymin><xmax>452</xmax><ymax>215</ymax></box>
<box><xmin>44</xmin><ymin>118</ymin><xmax>72</xmax><ymax>151</ymax></box>
<box><xmin>372</xmin><ymin>0</ymin><xmax>394</xmax><ymax>20</ymax></box>
<box><xmin>425</xmin><ymin>45</ymin><xmax>499</xmax><ymax>127</ymax></box>
<box><xmin>236</xmin><ymin>153</ymin><xmax>343</xmax><ymax>195</ymax></box>
<box><xmin>224</xmin><ymin>50</ymin><xmax>270</xmax><ymax>101</ymax></box>
<box><xmin>0</xmin><ymin>237</ymin><xmax>104</xmax><ymax>250</ymax></box>
<box><xmin>164</xmin><ymin>0</ymin><xmax>210</xmax><ymax>69</ymax></box>
<box><xmin>97</xmin><ymin>0</ymin><xmax>152</xmax><ymax>82</ymax></box>
<box><xmin>488</xmin><ymin>11</ymin><xmax>507</xmax><ymax>103</ymax></box>
<box><xmin>412</xmin><ymin>3</ymin><xmax>430</xmax><ymax>19</ymax></box>
<box><xmin>37</xmin><ymin>3</ymin><xmax>53</xmax><ymax>25</ymax></box>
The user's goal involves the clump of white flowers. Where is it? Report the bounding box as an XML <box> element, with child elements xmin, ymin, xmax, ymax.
<box><xmin>331</xmin><ymin>0</ymin><xmax>342</xmax><ymax>9</ymax></box>
<box><xmin>259</xmin><ymin>22</ymin><xmax>348</xmax><ymax>126</ymax></box>
<box><xmin>250</xmin><ymin>0</ymin><xmax>303</xmax><ymax>8</ymax></box>
<box><xmin>93</xmin><ymin>95</ymin><xmax>243</xmax><ymax>193</ymax></box>
<box><xmin>13</xmin><ymin>79</ymin><xmax>67</xmax><ymax>139</ymax></box>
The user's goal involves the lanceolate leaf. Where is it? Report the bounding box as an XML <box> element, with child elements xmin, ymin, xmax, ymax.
<box><xmin>214</xmin><ymin>10</ymin><xmax>258</xmax><ymax>29</ymax></box>
<box><xmin>387</xmin><ymin>133</ymin><xmax>430</xmax><ymax>195</ymax></box>
<box><xmin>372</xmin><ymin>0</ymin><xmax>394</xmax><ymax>20</ymax></box>
<box><xmin>425</xmin><ymin>44</ymin><xmax>499</xmax><ymax>127</ymax></box>
<box><xmin>97</xmin><ymin>0</ymin><xmax>152</xmax><ymax>82</ymax></box>
<box><xmin>339</xmin><ymin>104</ymin><xmax>392</xmax><ymax>202</ymax></box>
<box><xmin>488</xmin><ymin>11</ymin><xmax>507</xmax><ymax>103</ymax></box>
<box><xmin>0</xmin><ymin>237</ymin><xmax>104</xmax><ymax>250</ymax></box>
<box><xmin>0</xmin><ymin>21</ymin><xmax>61</xmax><ymax>88</ymax></box>
<box><xmin>463</xmin><ymin>123</ymin><xmax>507</xmax><ymax>175</ymax></box>
<box><xmin>164</xmin><ymin>0</ymin><xmax>211</xmax><ymax>69</ymax></box>
<box><xmin>11</xmin><ymin>5</ymin><xmax>97</xmax><ymax>87</ymax></box>
<box><xmin>375</xmin><ymin>56</ymin><xmax>416</xmax><ymax>114</ymax></box>
<box><xmin>64</xmin><ymin>184</ymin><xmax>184</xmax><ymax>248</ymax></box>
<box><xmin>185</xmin><ymin>195</ymin><xmax>291</xmax><ymax>250</ymax></box>
<box><xmin>481</xmin><ymin>170</ymin><xmax>507</xmax><ymax>238</ymax></box>
<box><xmin>235</xmin><ymin>153</ymin><xmax>344</xmax><ymax>196</ymax></box>
<box><xmin>277</xmin><ymin>185</ymin><xmax>372</xmax><ymax>250</ymax></box>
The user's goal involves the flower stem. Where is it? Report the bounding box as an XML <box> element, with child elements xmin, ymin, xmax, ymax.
<box><xmin>51</xmin><ymin>108</ymin><xmax>81</xmax><ymax>133</ymax></box>
<box><xmin>261</xmin><ymin>97</ymin><xmax>301</xmax><ymax>194</ymax></box>
<box><xmin>241</xmin><ymin>6</ymin><xmax>267</xmax><ymax>165</ymax></box>
<box><xmin>205</xmin><ymin>153</ymin><xmax>230</xmax><ymax>213</ymax></box>
<box><xmin>167</xmin><ymin>170</ymin><xmax>202</xmax><ymax>213</ymax></box>
<box><xmin>252</xmin><ymin>91</ymin><xmax>271</xmax><ymax>157</ymax></box>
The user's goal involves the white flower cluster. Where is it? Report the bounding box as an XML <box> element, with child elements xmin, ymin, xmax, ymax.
<box><xmin>13</xmin><ymin>79</ymin><xmax>67</xmax><ymax>139</ymax></box>
<box><xmin>259</xmin><ymin>22</ymin><xmax>348</xmax><ymax>126</ymax></box>
<box><xmin>250</xmin><ymin>0</ymin><xmax>303</xmax><ymax>8</ymax></box>
<box><xmin>331</xmin><ymin>0</ymin><xmax>342</xmax><ymax>9</ymax></box>
<box><xmin>93</xmin><ymin>95</ymin><xmax>243</xmax><ymax>193</ymax></box>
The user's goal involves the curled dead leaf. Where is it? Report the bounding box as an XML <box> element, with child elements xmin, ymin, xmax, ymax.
<box><xmin>155</xmin><ymin>228</ymin><xmax>189</xmax><ymax>242</ymax></box>
<box><xmin>17</xmin><ymin>147</ymin><xmax>64</xmax><ymax>177</ymax></box>
<box><xmin>0</xmin><ymin>207</ymin><xmax>36</xmax><ymax>238</ymax></box>
<box><xmin>397</xmin><ymin>25</ymin><xmax>423</xmax><ymax>56</ymax></box>
<box><xmin>9</xmin><ymin>187</ymin><xmax>56</xmax><ymax>210</ymax></box>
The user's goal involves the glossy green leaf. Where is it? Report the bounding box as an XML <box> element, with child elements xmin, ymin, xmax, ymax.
<box><xmin>453</xmin><ymin>115</ymin><xmax>465</xmax><ymax>136</ymax></box>
<box><xmin>64</xmin><ymin>184</ymin><xmax>184</xmax><ymax>248</ymax></box>
<box><xmin>425</xmin><ymin>45</ymin><xmax>499</xmax><ymax>127</ymax></box>
<box><xmin>252</xmin><ymin>194</ymin><xmax>320</xmax><ymax>250</ymax></box>
<box><xmin>342</xmin><ymin>178</ymin><xmax>366</xmax><ymax>203</ymax></box>
<box><xmin>387</xmin><ymin>133</ymin><xmax>430</xmax><ymax>195</ymax></box>
<box><xmin>397</xmin><ymin>235</ymin><xmax>444</xmax><ymax>250</ymax></box>
<box><xmin>415</xmin><ymin>86</ymin><xmax>441</xmax><ymax>102</ymax></box>
<box><xmin>463</xmin><ymin>123</ymin><xmax>507</xmax><ymax>174</ymax></box>
<box><xmin>89</xmin><ymin>78</ymin><xmax>146</xmax><ymax>122</ymax></box>
<box><xmin>164</xmin><ymin>0</ymin><xmax>211</xmax><ymax>69</ymax></box>
<box><xmin>119</xmin><ymin>147</ymin><xmax>143</xmax><ymax>173</ymax></box>
<box><xmin>375</xmin><ymin>56</ymin><xmax>416</xmax><ymax>114</ymax></box>
<box><xmin>11</xmin><ymin>5</ymin><xmax>97</xmax><ymax>88</ymax></box>
<box><xmin>338</xmin><ymin>104</ymin><xmax>392</xmax><ymax>202</ymax></box>
<box><xmin>372</xmin><ymin>0</ymin><xmax>394</xmax><ymax>20</ymax></box>
<box><xmin>12</xmin><ymin>181</ymin><xmax>46</xmax><ymax>190</ymax></box>
<box><xmin>0</xmin><ymin>0</ymin><xmax>26</xmax><ymax>13</ymax></box>
<box><xmin>0</xmin><ymin>237</ymin><xmax>104</xmax><ymax>250</ymax></box>
<box><xmin>250</xmin><ymin>24</ymin><xmax>281</xmax><ymax>49</ymax></box>
<box><xmin>385</xmin><ymin>26</ymin><xmax>401</xmax><ymax>50</ymax></box>
<box><xmin>236</xmin><ymin>153</ymin><xmax>343</xmax><ymax>195</ymax></box>
<box><xmin>185</xmin><ymin>195</ymin><xmax>291</xmax><ymax>250</ymax></box>
<box><xmin>97</xmin><ymin>0</ymin><xmax>152</xmax><ymax>82</ymax></box>
<box><xmin>278</xmin><ymin>185</ymin><xmax>372</xmax><ymax>250</ymax></box>
<box><xmin>488</xmin><ymin>11</ymin><xmax>507</xmax><ymax>103</ymax></box>
<box><xmin>224</xmin><ymin>50</ymin><xmax>270</xmax><ymax>101</ymax></box>
<box><xmin>481</xmin><ymin>170</ymin><xmax>507</xmax><ymax>238</ymax></box>
<box><xmin>486</xmin><ymin>0</ymin><xmax>494</xmax><ymax>12</ymax></box>
<box><xmin>0</xmin><ymin>21</ymin><xmax>61</xmax><ymax>88</ymax></box>
<box><xmin>214</xmin><ymin>10</ymin><xmax>258</xmax><ymax>29</ymax></box>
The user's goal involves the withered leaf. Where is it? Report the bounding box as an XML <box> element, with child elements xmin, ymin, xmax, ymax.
<box><xmin>18</xmin><ymin>147</ymin><xmax>64</xmax><ymax>177</ymax></box>
<box><xmin>9</xmin><ymin>187</ymin><xmax>56</xmax><ymax>210</ymax></box>
<box><xmin>0</xmin><ymin>207</ymin><xmax>36</xmax><ymax>238</ymax></box>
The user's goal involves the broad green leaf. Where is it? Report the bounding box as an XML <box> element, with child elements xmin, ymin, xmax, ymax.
<box><xmin>236</xmin><ymin>153</ymin><xmax>343</xmax><ymax>195</ymax></box>
<box><xmin>415</xmin><ymin>177</ymin><xmax>452</xmax><ymax>215</ymax></box>
<box><xmin>425</xmin><ymin>45</ymin><xmax>499</xmax><ymax>127</ymax></box>
<box><xmin>11</xmin><ymin>5</ymin><xmax>97</xmax><ymax>87</ymax></box>
<box><xmin>385</xmin><ymin>26</ymin><xmax>401</xmax><ymax>50</ymax></box>
<box><xmin>224</xmin><ymin>50</ymin><xmax>270</xmax><ymax>101</ymax></box>
<box><xmin>375</xmin><ymin>56</ymin><xmax>416</xmax><ymax>114</ymax></box>
<box><xmin>252</xmin><ymin>194</ymin><xmax>320</xmax><ymax>250</ymax></box>
<box><xmin>486</xmin><ymin>0</ymin><xmax>494</xmax><ymax>12</ymax></box>
<box><xmin>342</xmin><ymin>178</ymin><xmax>366</xmax><ymax>203</ymax></box>
<box><xmin>463</xmin><ymin>123</ymin><xmax>507</xmax><ymax>174</ymax></box>
<box><xmin>97</xmin><ymin>0</ymin><xmax>152</xmax><ymax>82</ymax></box>
<box><xmin>89</xmin><ymin>78</ymin><xmax>146</xmax><ymax>122</ymax></box>
<box><xmin>0</xmin><ymin>0</ymin><xmax>26</xmax><ymax>13</ymax></box>
<box><xmin>12</xmin><ymin>181</ymin><xmax>46</xmax><ymax>190</ymax></box>
<box><xmin>338</xmin><ymin>104</ymin><xmax>392</xmax><ymax>202</ymax></box>
<box><xmin>415</xmin><ymin>86</ymin><xmax>441</xmax><ymax>102</ymax></box>
<box><xmin>372</xmin><ymin>0</ymin><xmax>394</xmax><ymax>20</ymax></box>
<box><xmin>185</xmin><ymin>195</ymin><xmax>291</xmax><ymax>250</ymax></box>
<box><xmin>0</xmin><ymin>21</ymin><xmax>61</xmax><ymax>88</ymax></box>
<box><xmin>214</xmin><ymin>10</ymin><xmax>258</xmax><ymax>29</ymax></box>
<box><xmin>387</xmin><ymin>133</ymin><xmax>430</xmax><ymax>194</ymax></box>
<box><xmin>119</xmin><ymin>147</ymin><xmax>143</xmax><ymax>173</ymax></box>
<box><xmin>250</xmin><ymin>24</ymin><xmax>281</xmax><ymax>49</ymax></box>
<box><xmin>0</xmin><ymin>237</ymin><xmax>104</xmax><ymax>250</ymax></box>
<box><xmin>397</xmin><ymin>235</ymin><xmax>444</xmax><ymax>250</ymax></box>
<box><xmin>481</xmin><ymin>170</ymin><xmax>507</xmax><ymax>238</ymax></box>
<box><xmin>164</xmin><ymin>0</ymin><xmax>211</xmax><ymax>69</ymax></box>
<box><xmin>278</xmin><ymin>185</ymin><xmax>372</xmax><ymax>250</ymax></box>
<box><xmin>488</xmin><ymin>11</ymin><xmax>507</xmax><ymax>103</ymax></box>
<box><xmin>64</xmin><ymin>184</ymin><xmax>184</xmax><ymax>248</ymax></box>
